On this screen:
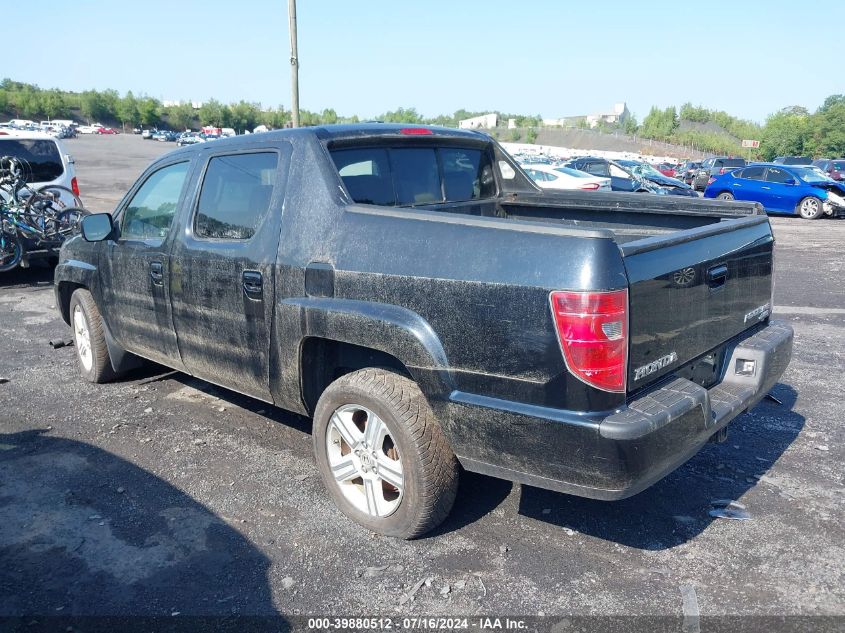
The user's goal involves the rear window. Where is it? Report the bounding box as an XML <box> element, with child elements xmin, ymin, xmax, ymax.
<box><xmin>833</xmin><ymin>161</ymin><xmax>845</xmax><ymax>171</ymax></box>
<box><xmin>0</xmin><ymin>139</ymin><xmax>63</xmax><ymax>182</ymax></box>
<box><xmin>718</xmin><ymin>158</ymin><xmax>746</xmax><ymax>168</ymax></box>
<box><xmin>331</xmin><ymin>145</ymin><xmax>495</xmax><ymax>206</ymax></box>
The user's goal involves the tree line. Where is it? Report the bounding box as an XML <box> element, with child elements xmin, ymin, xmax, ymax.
<box><xmin>2</xmin><ymin>78</ymin><xmax>843</xmax><ymax>159</ymax></box>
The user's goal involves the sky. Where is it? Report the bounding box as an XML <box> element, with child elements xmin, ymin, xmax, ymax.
<box><xmin>7</xmin><ymin>0</ymin><xmax>843</xmax><ymax>124</ymax></box>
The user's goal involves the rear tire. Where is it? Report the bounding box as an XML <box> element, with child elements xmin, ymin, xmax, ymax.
<box><xmin>798</xmin><ymin>196</ymin><xmax>823</xmax><ymax>220</ymax></box>
<box><xmin>717</xmin><ymin>192</ymin><xmax>735</xmax><ymax>200</ymax></box>
<box><xmin>313</xmin><ymin>368</ymin><xmax>458</xmax><ymax>539</ymax></box>
<box><xmin>69</xmin><ymin>289</ymin><xmax>116</xmax><ymax>383</ymax></box>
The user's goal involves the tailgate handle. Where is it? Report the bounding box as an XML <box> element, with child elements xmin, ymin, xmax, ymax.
<box><xmin>707</xmin><ymin>264</ymin><xmax>728</xmax><ymax>289</ymax></box>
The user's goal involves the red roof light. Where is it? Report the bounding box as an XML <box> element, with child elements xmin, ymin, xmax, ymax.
<box><xmin>400</xmin><ymin>128</ymin><xmax>433</xmax><ymax>135</ymax></box>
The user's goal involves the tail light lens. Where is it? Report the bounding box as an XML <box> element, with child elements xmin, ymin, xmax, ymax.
<box><xmin>71</xmin><ymin>177</ymin><xmax>80</xmax><ymax>197</ymax></box>
<box><xmin>580</xmin><ymin>183</ymin><xmax>600</xmax><ymax>190</ymax></box>
<box><xmin>549</xmin><ymin>290</ymin><xmax>628</xmax><ymax>393</ymax></box>
<box><xmin>718</xmin><ymin>167</ymin><xmax>728</xmax><ymax>174</ymax></box>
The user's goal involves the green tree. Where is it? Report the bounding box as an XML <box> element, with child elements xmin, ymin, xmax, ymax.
<box><xmin>808</xmin><ymin>101</ymin><xmax>845</xmax><ymax>157</ymax></box>
<box><xmin>100</xmin><ymin>89</ymin><xmax>120</xmax><ymax>119</ymax></box>
<box><xmin>759</xmin><ymin>111</ymin><xmax>808</xmax><ymax>160</ymax></box>
<box><xmin>199</xmin><ymin>98</ymin><xmax>225</xmax><ymax>126</ymax></box>
<box><xmin>116</xmin><ymin>91</ymin><xmax>139</xmax><ymax>129</ymax></box>
<box><xmin>378</xmin><ymin>107</ymin><xmax>423</xmax><ymax>123</ymax></box>
<box><xmin>229</xmin><ymin>101</ymin><xmax>260</xmax><ymax>132</ymax></box>
<box><xmin>170</xmin><ymin>101</ymin><xmax>194</xmax><ymax>129</ymax></box>
<box><xmin>623</xmin><ymin>114</ymin><xmax>639</xmax><ymax>135</ymax></box>
<box><xmin>509</xmin><ymin>129</ymin><xmax>521</xmax><ymax>142</ymax></box>
<box><xmin>137</xmin><ymin>97</ymin><xmax>161</xmax><ymax>126</ymax></box>
<box><xmin>321</xmin><ymin>108</ymin><xmax>338</xmax><ymax>124</ymax></box>
<box><xmin>0</xmin><ymin>88</ymin><xmax>8</xmax><ymax>113</ymax></box>
<box><xmin>39</xmin><ymin>89</ymin><xmax>67</xmax><ymax>120</ymax></box>
<box><xmin>526</xmin><ymin>128</ymin><xmax>538</xmax><ymax>144</ymax></box>
<box><xmin>170</xmin><ymin>102</ymin><xmax>195</xmax><ymax>130</ymax></box>
<box><xmin>80</xmin><ymin>90</ymin><xmax>107</xmax><ymax>122</ymax></box>
<box><xmin>16</xmin><ymin>86</ymin><xmax>40</xmax><ymax>118</ymax></box>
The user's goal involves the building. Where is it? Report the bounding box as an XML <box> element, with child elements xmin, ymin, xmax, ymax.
<box><xmin>543</xmin><ymin>103</ymin><xmax>630</xmax><ymax>129</ymax></box>
<box><xmin>586</xmin><ymin>103</ymin><xmax>629</xmax><ymax>128</ymax></box>
<box><xmin>458</xmin><ymin>113</ymin><xmax>498</xmax><ymax>130</ymax></box>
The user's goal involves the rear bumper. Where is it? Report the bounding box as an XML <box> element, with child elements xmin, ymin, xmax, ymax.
<box><xmin>450</xmin><ymin>320</ymin><xmax>793</xmax><ymax>500</ymax></box>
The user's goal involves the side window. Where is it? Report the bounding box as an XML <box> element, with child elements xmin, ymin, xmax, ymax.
<box><xmin>121</xmin><ymin>162</ymin><xmax>189</xmax><ymax>240</ymax></box>
<box><xmin>765</xmin><ymin>167</ymin><xmax>792</xmax><ymax>184</ymax></box>
<box><xmin>608</xmin><ymin>163</ymin><xmax>628</xmax><ymax>178</ymax></box>
<box><xmin>584</xmin><ymin>162</ymin><xmax>610</xmax><ymax>177</ymax></box>
<box><xmin>739</xmin><ymin>166</ymin><xmax>765</xmax><ymax>180</ymax></box>
<box><xmin>195</xmin><ymin>152</ymin><xmax>279</xmax><ymax>240</ymax></box>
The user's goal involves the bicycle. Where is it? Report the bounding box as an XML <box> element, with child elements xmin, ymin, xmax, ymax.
<box><xmin>0</xmin><ymin>156</ymin><xmax>88</xmax><ymax>272</ymax></box>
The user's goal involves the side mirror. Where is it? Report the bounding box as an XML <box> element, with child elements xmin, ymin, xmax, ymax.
<box><xmin>784</xmin><ymin>178</ymin><xmax>796</xmax><ymax>185</ymax></box>
<box><xmin>81</xmin><ymin>213</ymin><xmax>115</xmax><ymax>242</ymax></box>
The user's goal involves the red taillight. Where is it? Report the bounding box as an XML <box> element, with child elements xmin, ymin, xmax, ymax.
<box><xmin>400</xmin><ymin>128</ymin><xmax>433</xmax><ymax>135</ymax></box>
<box><xmin>549</xmin><ymin>290</ymin><xmax>628</xmax><ymax>393</ymax></box>
<box><xmin>718</xmin><ymin>167</ymin><xmax>727</xmax><ymax>174</ymax></box>
<box><xmin>580</xmin><ymin>183</ymin><xmax>600</xmax><ymax>190</ymax></box>
<box><xmin>71</xmin><ymin>177</ymin><xmax>80</xmax><ymax>197</ymax></box>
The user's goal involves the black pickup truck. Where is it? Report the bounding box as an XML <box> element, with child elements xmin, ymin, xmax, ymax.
<box><xmin>55</xmin><ymin>124</ymin><xmax>793</xmax><ymax>538</ymax></box>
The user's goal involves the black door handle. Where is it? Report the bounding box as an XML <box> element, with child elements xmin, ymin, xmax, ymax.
<box><xmin>242</xmin><ymin>270</ymin><xmax>263</xmax><ymax>298</ymax></box>
<box><xmin>707</xmin><ymin>264</ymin><xmax>728</xmax><ymax>289</ymax></box>
<box><xmin>150</xmin><ymin>261</ymin><xmax>164</xmax><ymax>285</ymax></box>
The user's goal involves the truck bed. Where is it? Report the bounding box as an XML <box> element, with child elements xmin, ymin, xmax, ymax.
<box><xmin>415</xmin><ymin>189</ymin><xmax>763</xmax><ymax>245</ymax></box>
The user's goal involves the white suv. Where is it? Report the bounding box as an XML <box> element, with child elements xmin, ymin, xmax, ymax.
<box><xmin>0</xmin><ymin>133</ymin><xmax>80</xmax><ymax>203</ymax></box>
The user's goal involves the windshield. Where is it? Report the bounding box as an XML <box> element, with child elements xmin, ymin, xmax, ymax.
<box><xmin>792</xmin><ymin>167</ymin><xmax>830</xmax><ymax>183</ymax></box>
<box><xmin>627</xmin><ymin>162</ymin><xmax>664</xmax><ymax>179</ymax></box>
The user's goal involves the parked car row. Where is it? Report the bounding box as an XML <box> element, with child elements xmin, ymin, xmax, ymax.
<box><xmin>0</xmin><ymin>120</ymin><xmax>77</xmax><ymax>139</ymax></box>
<box><xmin>77</xmin><ymin>123</ymin><xmax>119</xmax><ymax>135</ymax></box>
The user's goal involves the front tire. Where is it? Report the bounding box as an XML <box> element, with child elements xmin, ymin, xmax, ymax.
<box><xmin>69</xmin><ymin>289</ymin><xmax>116</xmax><ymax>383</ymax></box>
<box><xmin>717</xmin><ymin>192</ymin><xmax>735</xmax><ymax>200</ymax></box>
<box><xmin>313</xmin><ymin>368</ymin><xmax>458</xmax><ymax>539</ymax></box>
<box><xmin>798</xmin><ymin>196</ymin><xmax>823</xmax><ymax>220</ymax></box>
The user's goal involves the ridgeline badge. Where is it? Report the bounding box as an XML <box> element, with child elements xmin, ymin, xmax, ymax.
<box><xmin>634</xmin><ymin>352</ymin><xmax>679</xmax><ymax>381</ymax></box>
<box><xmin>744</xmin><ymin>303</ymin><xmax>771</xmax><ymax>323</ymax></box>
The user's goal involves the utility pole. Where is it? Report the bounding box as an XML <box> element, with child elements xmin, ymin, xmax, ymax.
<box><xmin>288</xmin><ymin>0</ymin><xmax>300</xmax><ymax>128</ymax></box>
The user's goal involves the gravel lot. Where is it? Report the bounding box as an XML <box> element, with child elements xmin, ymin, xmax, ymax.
<box><xmin>1</xmin><ymin>134</ymin><xmax>843</xmax><ymax>629</ymax></box>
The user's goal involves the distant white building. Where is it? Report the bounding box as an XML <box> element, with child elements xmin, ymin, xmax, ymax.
<box><xmin>458</xmin><ymin>113</ymin><xmax>498</xmax><ymax>129</ymax></box>
<box><xmin>544</xmin><ymin>103</ymin><xmax>630</xmax><ymax>129</ymax></box>
<box><xmin>586</xmin><ymin>103</ymin><xmax>629</xmax><ymax>128</ymax></box>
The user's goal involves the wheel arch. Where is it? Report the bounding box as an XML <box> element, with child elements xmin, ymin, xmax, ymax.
<box><xmin>57</xmin><ymin>280</ymin><xmax>85</xmax><ymax>325</ymax></box>
<box><xmin>280</xmin><ymin>297</ymin><xmax>455</xmax><ymax>416</ymax></box>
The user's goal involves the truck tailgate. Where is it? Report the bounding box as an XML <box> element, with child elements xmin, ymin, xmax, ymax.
<box><xmin>621</xmin><ymin>216</ymin><xmax>774</xmax><ymax>392</ymax></box>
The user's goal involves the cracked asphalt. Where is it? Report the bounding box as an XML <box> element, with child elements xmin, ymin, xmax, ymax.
<box><xmin>0</xmin><ymin>135</ymin><xmax>843</xmax><ymax>628</ymax></box>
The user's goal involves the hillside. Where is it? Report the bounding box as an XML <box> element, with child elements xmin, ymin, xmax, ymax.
<box><xmin>496</xmin><ymin>127</ymin><xmax>707</xmax><ymax>159</ymax></box>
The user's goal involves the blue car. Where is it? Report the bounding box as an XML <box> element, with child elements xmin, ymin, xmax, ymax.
<box><xmin>704</xmin><ymin>163</ymin><xmax>845</xmax><ymax>219</ymax></box>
